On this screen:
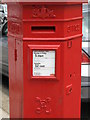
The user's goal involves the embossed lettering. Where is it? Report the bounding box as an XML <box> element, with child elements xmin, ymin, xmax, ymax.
<box><xmin>32</xmin><ymin>6</ymin><xmax>56</xmax><ymax>19</ymax></box>
<box><xmin>67</xmin><ymin>24</ymin><xmax>80</xmax><ymax>33</ymax></box>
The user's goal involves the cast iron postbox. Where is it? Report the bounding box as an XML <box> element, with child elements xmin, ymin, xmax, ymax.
<box><xmin>8</xmin><ymin>1</ymin><xmax>87</xmax><ymax>118</ymax></box>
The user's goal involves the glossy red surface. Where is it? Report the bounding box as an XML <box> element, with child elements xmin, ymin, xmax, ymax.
<box><xmin>82</xmin><ymin>51</ymin><xmax>90</xmax><ymax>64</ymax></box>
<box><xmin>8</xmin><ymin>2</ymin><xmax>85</xmax><ymax>118</ymax></box>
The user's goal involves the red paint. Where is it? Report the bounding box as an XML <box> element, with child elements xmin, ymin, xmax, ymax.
<box><xmin>8</xmin><ymin>1</ymin><xmax>87</xmax><ymax>119</ymax></box>
<box><xmin>82</xmin><ymin>51</ymin><xmax>90</xmax><ymax>64</ymax></box>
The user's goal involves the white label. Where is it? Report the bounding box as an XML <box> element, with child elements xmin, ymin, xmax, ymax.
<box><xmin>33</xmin><ymin>50</ymin><xmax>55</xmax><ymax>76</ymax></box>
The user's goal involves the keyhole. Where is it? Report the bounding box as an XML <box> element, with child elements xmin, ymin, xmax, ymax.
<box><xmin>69</xmin><ymin>88</ymin><xmax>72</xmax><ymax>93</ymax></box>
<box><xmin>70</xmin><ymin>74</ymin><xmax>72</xmax><ymax>78</ymax></box>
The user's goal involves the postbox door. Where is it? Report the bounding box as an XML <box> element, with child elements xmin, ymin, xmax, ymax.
<box><xmin>23</xmin><ymin>42</ymin><xmax>63</xmax><ymax>118</ymax></box>
<box><xmin>22</xmin><ymin>38</ymin><xmax>81</xmax><ymax>118</ymax></box>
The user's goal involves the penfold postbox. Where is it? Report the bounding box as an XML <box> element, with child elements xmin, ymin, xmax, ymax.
<box><xmin>8</xmin><ymin>1</ymin><xmax>87</xmax><ymax>118</ymax></box>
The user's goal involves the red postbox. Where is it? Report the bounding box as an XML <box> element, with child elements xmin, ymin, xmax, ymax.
<box><xmin>8</xmin><ymin>1</ymin><xmax>87</xmax><ymax>118</ymax></box>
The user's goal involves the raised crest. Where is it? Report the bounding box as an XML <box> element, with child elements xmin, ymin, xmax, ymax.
<box><xmin>35</xmin><ymin>97</ymin><xmax>52</xmax><ymax>114</ymax></box>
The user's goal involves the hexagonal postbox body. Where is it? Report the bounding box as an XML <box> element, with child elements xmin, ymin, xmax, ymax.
<box><xmin>8</xmin><ymin>1</ymin><xmax>87</xmax><ymax>118</ymax></box>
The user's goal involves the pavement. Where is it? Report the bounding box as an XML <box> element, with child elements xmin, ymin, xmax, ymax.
<box><xmin>0</xmin><ymin>75</ymin><xmax>9</xmax><ymax>119</ymax></box>
<box><xmin>0</xmin><ymin>108</ymin><xmax>9</xmax><ymax>119</ymax></box>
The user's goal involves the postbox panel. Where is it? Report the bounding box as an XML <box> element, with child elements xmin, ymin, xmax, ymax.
<box><xmin>33</xmin><ymin>50</ymin><xmax>55</xmax><ymax>76</ymax></box>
